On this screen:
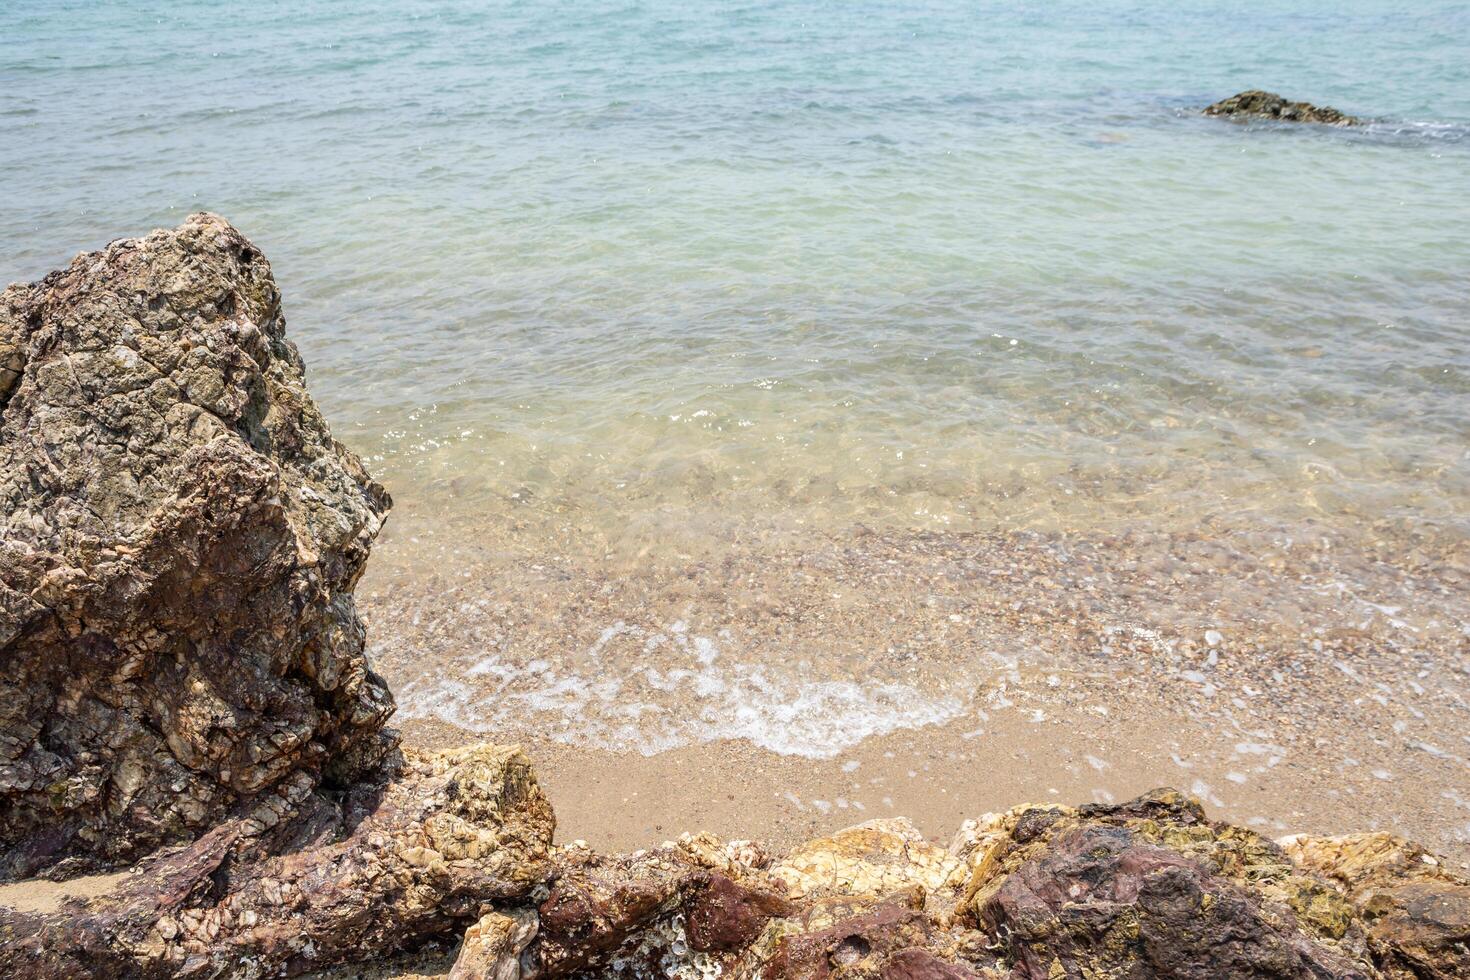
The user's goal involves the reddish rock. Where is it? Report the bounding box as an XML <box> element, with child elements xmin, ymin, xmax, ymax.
<box><xmin>685</xmin><ymin>871</ymin><xmax>793</xmax><ymax>953</ymax></box>
<box><xmin>535</xmin><ymin>848</ymin><xmax>697</xmax><ymax>976</ymax></box>
<box><xmin>880</xmin><ymin>948</ymin><xmax>982</xmax><ymax>980</ymax></box>
<box><xmin>977</xmin><ymin>823</ymin><xmax>1372</xmax><ymax>979</ymax></box>
<box><xmin>761</xmin><ymin>900</ymin><xmax>943</xmax><ymax>979</ymax></box>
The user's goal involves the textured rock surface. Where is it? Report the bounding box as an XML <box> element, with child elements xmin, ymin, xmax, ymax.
<box><xmin>16</xmin><ymin>779</ymin><xmax>1469</xmax><ymax>979</ymax></box>
<box><xmin>0</xmin><ymin>214</ymin><xmax>395</xmax><ymax>878</ymax></box>
<box><xmin>479</xmin><ymin>788</ymin><xmax>1468</xmax><ymax>980</ymax></box>
<box><xmin>446</xmin><ymin>909</ymin><xmax>539</xmax><ymax>980</ymax></box>
<box><xmin>1204</xmin><ymin>90</ymin><xmax>1360</xmax><ymax>125</ymax></box>
<box><xmin>1284</xmin><ymin>833</ymin><xmax>1470</xmax><ymax>980</ymax></box>
<box><xmin>0</xmin><ymin>744</ymin><xmax>554</xmax><ymax>979</ymax></box>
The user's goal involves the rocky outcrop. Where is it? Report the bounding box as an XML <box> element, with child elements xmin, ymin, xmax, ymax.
<box><xmin>495</xmin><ymin>788</ymin><xmax>1469</xmax><ymax>980</ymax></box>
<box><xmin>0</xmin><ymin>744</ymin><xmax>554</xmax><ymax>978</ymax></box>
<box><xmin>0</xmin><ymin>214</ymin><xmax>395</xmax><ymax>878</ymax></box>
<box><xmin>7</xmin><ymin>779</ymin><xmax>1468</xmax><ymax>979</ymax></box>
<box><xmin>1204</xmin><ymin>90</ymin><xmax>1360</xmax><ymax>125</ymax></box>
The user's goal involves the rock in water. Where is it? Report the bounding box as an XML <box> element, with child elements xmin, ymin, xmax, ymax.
<box><xmin>1204</xmin><ymin>90</ymin><xmax>1360</xmax><ymax>125</ymax></box>
<box><xmin>0</xmin><ymin>214</ymin><xmax>395</xmax><ymax>878</ymax></box>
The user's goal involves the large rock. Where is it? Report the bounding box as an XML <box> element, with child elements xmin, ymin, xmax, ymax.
<box><xmin>0</xmin><ymin>214</ymin><xmax>395</xmax><ymax>878</ymax></box>
<box><xmin>1204</xmin><ymin>90</ymin><xmax>1360</xmax><ymax>125</ymax></box>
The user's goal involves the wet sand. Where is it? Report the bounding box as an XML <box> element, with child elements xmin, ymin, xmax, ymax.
<box><xmin>402</xmin><ymin>666</ymin><xmax>1469</xmax><ymax>866</ymax></box>
<box><xmin>366</xmin><ymin>514</ymin><xmax>1470</xmax><ymax>864</ymax></box>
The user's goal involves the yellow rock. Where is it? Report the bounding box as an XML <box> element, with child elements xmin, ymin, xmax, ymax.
<box><xmin>399</xmin><ymin>846</ymin><xmax>444</xmax><ymax>869</ymax></box>
<box><xmin>770</xmin><ymin>817</ymin><xmax>963</xmax><ymax>901</ymax></box>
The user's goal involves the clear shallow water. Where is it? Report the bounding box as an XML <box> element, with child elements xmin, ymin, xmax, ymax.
<box><xmin>4</xmin><ymin>1</ymin><xmax>1470</xmax><ymax>755</ymax></box>
<box><xmin>3</xmin><ymin>0</ymin><xmax>1469</xmax><ymax>546</ymax></box>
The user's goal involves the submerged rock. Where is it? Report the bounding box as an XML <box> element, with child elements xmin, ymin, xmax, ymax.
<box><xmin>0</xmin><ymin>214</ymin><xmax>395</xmax><ymax>877</ymax></box>
<box><xmin>1204</xmin><ymin>90</ymin><xmax>1360</xmax><ymax>125</ymax></box>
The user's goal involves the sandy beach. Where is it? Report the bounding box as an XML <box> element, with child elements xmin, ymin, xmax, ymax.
<box><xmin>367</xmin><ymin>516</ymin><xmax>1470</xmax><ymax>862</ymax></box>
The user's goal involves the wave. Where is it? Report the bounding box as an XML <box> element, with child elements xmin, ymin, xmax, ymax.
<box><xmin>390</xmin><ymin>619</ymin><xmax>967</xmax><ymax>758</ymax></box>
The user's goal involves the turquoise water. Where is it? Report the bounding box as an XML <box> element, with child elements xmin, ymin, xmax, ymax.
<box><xmin>3</xmin><ymin>1</ymin><xmax>1469</xmax><ymax>546</ymax></box>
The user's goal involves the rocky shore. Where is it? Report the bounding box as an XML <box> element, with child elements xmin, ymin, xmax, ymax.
<box><xmin>1</xmin><ymin>217</ymin><xmax>1466</xmax><ymax>978</ymax></box>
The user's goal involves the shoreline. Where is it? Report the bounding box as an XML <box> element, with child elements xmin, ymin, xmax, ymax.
<box><xmin>401</xmin><ymin>669</ymin><xmax>1470</xmax><ymax>867</ymax></box>
<box><xmin>367</xmin><ymin>519</ymin><xmax>1470</xmax><ymax>863</ymax></box>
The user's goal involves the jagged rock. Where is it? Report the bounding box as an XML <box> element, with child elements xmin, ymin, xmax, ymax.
<box><xmin>973</xmin><ymin>823</ymin><xmax>1369</xmax><ymax>978</ymax></box>
<box><xmin>0</xmin><ymin>214</ymin><xmax>395</xmax><ymax>878</ymax></box>
<box><xmin>7</xmin><ymin>768</ymin><xmax>1470</xmax><ymax>980</ymax></box>
<box><xmin>1204</xmin><ymin>90</ymin><xmax>1360</xmax><ymax>125</ymax></box>
<box><xmin>535</xmin><ymin>845</ymin><xmax>695</xmax><ymax>975</ymax></box>
<box><xmin>0</xmin><ymin>744</ymin><xmax>554</xmax><ymax>978</ymax></box>
<box><xmin>502</xmin><ymin>788</ymin><xmax>1470</xmax><ymax>980</ymax></box>
<box><xmin>1283</xmin><ymin>833</ymin><xmax>1470</xmax><ymax>979</ymax></box>
<box><xmin>954</xmin><ymin>790</ymin><xmax>1379</xmax><ymax>978</ymax></box>
<box><xmin>447</xmin><ymin>909</ymin><xmax>539</xmax><ymax>980</ymax></box>
<box><xmin>685</xmin><ymin>872</ymin><xmax>793</xmax><ymax>953</ymax></box>
<box><xmin>534</xmin><ymin>834</ymin><xmax>787</xmax><ymax>977</ymax></box>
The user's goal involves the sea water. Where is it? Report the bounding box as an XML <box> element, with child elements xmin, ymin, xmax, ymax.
<box><xmin>3</xmin><ymin>0</ymin><xmax>1468</xmax><ymax>755</ymax></box>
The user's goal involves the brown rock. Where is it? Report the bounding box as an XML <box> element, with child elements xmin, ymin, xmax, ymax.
<box><xmin>1204</xmin><ymin>90</ymin><xmax>1360</xmax><ymax>125</ymax></box>
<box><xmin>0</xmin><ymin>214</ymin><xmax>394</xmax><ymax>878</ymax></box>
<box><xmin>976</xmin><ymin>822</ymin><xmax>1371</xmax><ymax>978</ymax></box>
<box><xmin>880</xmin><ymin>948</ymin><xmax>983</xmax><ymax>980</ymax></box>
<box><xmin>685</xmin><ymin>871</ymin><xmax>794</xmax><ymax>952</ymax></box>
<box><xmin>758</xmin><ymin>898</ymin><xmax>956</xmax><ymax>979</ymax></box>
<box><xmin>1284</xmin><ymin>833</ymin><xmax>1470</xmax><ymax>979</ymax></box>
<box><xmin>536</xmin><ymin>845</ymin><xmax>699</xmax><ymax>976</ymax></box>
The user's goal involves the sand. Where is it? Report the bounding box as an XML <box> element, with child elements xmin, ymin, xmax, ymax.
<box><xmin>371</xmin><ymin>516</ymin><xmax>1470</xmax><ymax>864</ymax></box>
<box><xmin>0</xmin><ymin>870</ymin><xmax>132</xmax><ymax>915</ymax></box>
